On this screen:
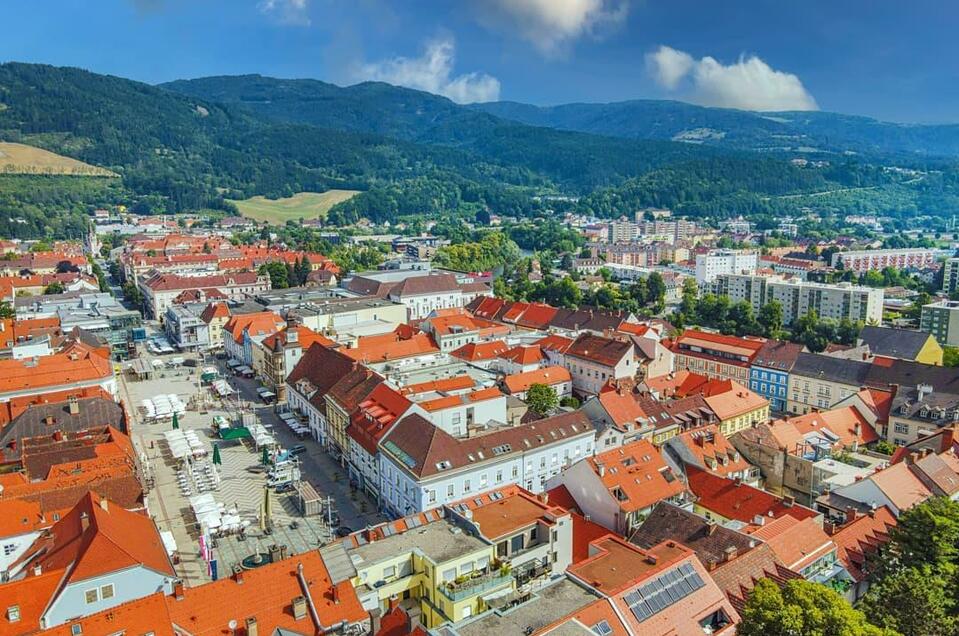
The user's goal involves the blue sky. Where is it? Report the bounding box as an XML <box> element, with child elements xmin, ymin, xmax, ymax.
<box><xmin>4</xmin><ymin>0</ymin><xmax>959</xmax><ymax>122</ymax></box>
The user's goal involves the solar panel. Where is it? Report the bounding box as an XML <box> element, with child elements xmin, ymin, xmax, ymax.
<box><xmin>592</xmin><ymin>620</ymin><xmax>613</xmax><ymax>636</ymax></box>
<box><xmin>626</xmin><ymin>563</ymin><xmax>706</xmax><ymax>624</ymax></box>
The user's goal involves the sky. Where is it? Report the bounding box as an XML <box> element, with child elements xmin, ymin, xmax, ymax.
<box><xmin>3</xmin><ymin>0</ymin><xmax>959</xmax><ymax>122</ymax></box>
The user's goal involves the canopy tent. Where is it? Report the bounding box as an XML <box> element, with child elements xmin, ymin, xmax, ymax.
<box><xmin>219</xmin><ymin>426</ymin><xmax>251</xmax><ymax>441</ymax></box>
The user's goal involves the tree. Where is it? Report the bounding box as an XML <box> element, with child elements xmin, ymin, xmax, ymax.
<box><xmin>679</xmin><ymin>277</ymin><xmax>698</xmax><ymax>321</ymax></box>
<box><xmin>738</xmin><ymin>579</ymin><xmax>893</xmax><ymax>636</ymax></box>
<box><xmin>559</xmin><ymin>396</ymin><xmax>580</xmax><ymax>409</ymax></box>
<box><xmin>560</xmin><ymin>253</ymin><xmax>574</xmax><ymax>272</ymax></box>
<box><xmin>885</xmin><ymin>497</ymin><xmax>959</xmax><ymax>574</ymax></box>
<box><xmin>860</xmin><ymin>566</ymin><xmax>956</xmax><ymax>636</ymax></box>
<box><xmin>0</xmin><ymin>301</ymin><xmax>13</xmax><ymax>319</ymax></box>
<box><xmin>645</xmin><ymin>272</ymin><xmax>667</xmax><ymax>312</ymax></box>
<box><xmin>758</xmin><ymin>300</ymin><xmax>784</xmax><ymax>337</ymax></box>
<box><xmin>43</xmin><ymin>281</ymin><xmax>65</xmax><ymax>295</ymax></box>
<box><xmin>944</xmin><ymin>346</ymin><xmax>959</xmax><ymax>368</ymax></box>
<box><xmin>258</xmin><ymin>261</ymin><xmax>290</xmax><ymax>289</ymax></box>
<box><xmin>525</xmin><ymin>384</ymin><xmax>559</xmax><ymax>416</ymax></box>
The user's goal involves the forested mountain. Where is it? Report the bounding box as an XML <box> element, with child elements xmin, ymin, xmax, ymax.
<box><xmin>471</xmin><ymin>99</ymin><xmax>959</xmax><ymax>158</ymax></box>
<box><xmin>3</xmin><ymin>62</ymin><xmax>959</xmax><ymax>239</ymax></box>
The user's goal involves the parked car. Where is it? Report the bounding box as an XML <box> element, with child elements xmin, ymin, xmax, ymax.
<box><xmin>334</xmin><ymin>526</ymin><xmax>353</xmax><ymax>537</ymax></box>
<box><xmin>274</xmin><ymin>482</ymin><xmax>296</xmax><ymax>494</ymax></box>
<box><xmin>288</xmin><ymin>444</ymin><xmax>307</xmax><ymax>457</ymax></box>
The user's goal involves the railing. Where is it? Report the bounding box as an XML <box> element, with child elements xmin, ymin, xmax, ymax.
<box><xmin>438</xmin><ymin>570</ymin><xmax>512</xmax><ymax>601</ymax></box>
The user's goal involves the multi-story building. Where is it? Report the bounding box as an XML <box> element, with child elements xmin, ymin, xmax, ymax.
<box><xmin>786</xmin><ymin>353</ymin><xmax>871</xmax><ymax>414</ymax></box>
<box><xmin>694</xmin><ymin>249</ymin><xmax>757</xmax><ymax>283</ymax></box>
<box><xmin>750</xmin><ymin>340</ymin><xmax>805</xmax><ymax>412</ymax></box>
<box><xmin>377</xmin><ymin>410</ymin><xmax>595</xmax><ymax>517</ymax></box>
<box><xmin>138</xmin><ymin>271</ymin><xmax>270</xmax><ymax>318</ymax></box>
<box><xmin>199</xmin><ymin>301</ymin><xmax>231</xmax><ymax>349</ymax></box>
<box><xmin>256</xmin><ymin>324</ymin><xmax>335</xmax><ymax>400</ymax></box>
<box><xmin>711</xmin><ymin>274</ymin><xmax>884</xmax><ymax>325</ymax></box>
<box><xmin>164</xmin><ymin>305</ymin><xmax>210</xmax><ymax>350</ymax></box>
<box><xmin>943</xmin><ymin>257</ymin><xmax>959</xmax><ymax>294</ymax></box>
<box><xmin>561</xmin><ymin>334</ymin><xmax>637</xmax><ymax>396</ymax></box>
<box><xmin>921</xmin><ymin>299</ymin><xmax>959</xmax><ymax>347</ymax></box>
<box><xmin>222</xmin><ymin>311</ymin><xmax>285</xmax><ymax>365</ymax></box>
<box><xmin>608</xmin><ymin>219</ymin><xmax>639</xmax><ymax>242</ymax></box>
<box><xmin>546</xmin><ymin>439</ymin><xmax>685</xmax><ymax>535</ymax></box>
<box><xmin>669</xmin><ymin>330</ymin><xmax>766</xmax><ymax>384</ymax></box>
<box><xmin>831</xmin><ymin>248</ymin><xmax>938</xmax><ymax>274</ymax></box>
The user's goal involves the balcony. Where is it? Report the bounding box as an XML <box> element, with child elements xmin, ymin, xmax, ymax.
<box><xmin>438</xmin><ymin>568</ymin><xmax>513</xmax><ymax>602</ymax></box>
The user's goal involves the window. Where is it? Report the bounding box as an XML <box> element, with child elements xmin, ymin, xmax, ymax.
<box><xmin>442</xmin><ymin>568</ymin><xmax>456</xmax><ymax>581</ymax></box>
<box><xmin>463</xmin><ymin>479</ymin><xmax>472</xmax><ymax>493</ymax></box>
<box><xmin>462</xmin><ymin>606</ymin><xmax>472</xmax><ymax>619</ymax></box>
<box><xmin>428</xmin><ymin>490</ymin><xmax>436</xmax><ymax>504</ymax></box>
<box><xmin>71</xmin><ymin>625</ymin><xmax>82</xmax><ymax>636</ymax></box>
<box><xmin>495</xmin><ymin>470</ymin><xmax>503</xmax><ymax>483</ymax></box>
<box><xmin>85</xmin><ymin>589</ymin><xmax>99</xmax><ymax>604</ymax></box>
<box><xmin>100</xmin><ymin>584</ymin><xmax>114</xmax><ymax>600</ymax></box>
<box><xmin>894</xmin><ymin>423</ymin><xmax>910</xmax><ymax>435</ymax></box>
<box><xmin>383</xmin><ymin>565</ymin><xmax>396</xmax><ymax>579</ymax></box>
<box><xmin>6</xmin><ymin>606</ymin><xmax>19</xmax><ymax>623</ymax></box>
<box><xmin>459</xmin><ymin>562</ymin><xmax>473</xmax><ymax>575</ymax></box>
<box><xmin>2</xmin><ymin>544</ymin><xmax>15</xmax><ymax>556</ymax></box>
<box><xmin>447</xmin><ymin>484</ymin><xmax>455</xmax><ymax>498</ymax></box>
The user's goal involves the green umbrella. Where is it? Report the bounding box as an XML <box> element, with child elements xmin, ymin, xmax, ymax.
<box><xmin>261</xmin><ymin>446</ymin><xmax>270</xmax><ymax>465</ymax></box>
<box><xmin>212</xmin><ymin>443</ymin><xmax>222</xmax><ymax>466</ymax></box>
<box><xmin>172</xmin><ymin>412</ymin><xmax>179</xmax><ymax>430</ymax></box>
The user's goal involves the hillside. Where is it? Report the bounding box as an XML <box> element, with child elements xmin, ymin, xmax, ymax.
<box><xmin>471</xmin><ymin>99</ymin><xmax>959</xmax><ymax>158</ymax></box>
<box><xmin>0</xmin><ymin>142</ymin><xmax>117</xmax><ymax>176</ymax></box>
<box><xmin>230</xmin><ymin>190</ymin><xmax>360</xmax><ymax>224</ymax></box>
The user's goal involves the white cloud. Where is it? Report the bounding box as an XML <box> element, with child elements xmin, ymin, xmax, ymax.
<box><xmin>478</xmin><ymin>0</ymin><xmax>628</xmax><ymax>56</ymax></box>
<box><xmin>258</xmin><ymin>0</ymin><xmax>310</xmax><ymax>26</ymax></box>
<box><xmin>646</xmin><ymin>45</ymin><xmax>818</xmax><ymax>111</ymax></box>
<box><xmin>356</xmin><ymin>38</ymin><xmax>501</xmax><ymax>104</ymax></box>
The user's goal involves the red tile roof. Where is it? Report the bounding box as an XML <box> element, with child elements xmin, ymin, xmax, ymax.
<box><xmin>671</xmin><ymin>425</ymin><xmax>754</xmax><ymax>478</ymax></box>
<box><xmin>451</xmin><ymin>340</ymin><xmax>509</xmax><ymax>361</ymax></box>
<box><xmin>587</xmin><ymin>439</ymin><xmax>686</xmax><ymax>513</ymax></box>
<box><xmin>686</xmin><ymin>465</ymin><xmax>819</xmax><ymax>524</ymax></box>
<box><xmin>223</xmin><ymin>312</ymin><xmax>284</xmax><ymax>344</ymax></box>
<box><xmin>344</xmin><ymin>333</ymin><xmax>439</xmax><ymax>363</ymax></box>
<box><xmin>565</xmin><ymin>333</ymin><xmax>632</xmax><ymax>367</ymax></box>
<box><xmin>349</xmin><ymin>384</ymin><xmax>413</xmax><ymax>456</ymax></box>
<box><xmin>748</xmin><ymin>516</ymin><xmax>835</xmax><ymax>571</ymax></box>
<box><xmin>0</xmin><ymin>344</ymin><xmax>113</xmax><ymax>396</ymax></box>
<box><xmin>829</xmin><ymin>506</ymin><xmax>896</xmax><ymax>582</ymax></box>
<box><xmin>503</xmin><ymin>366</ymin><xmax>571</xmax><ymax>394</ymax></box>
<box><xmin>499</xmin><ymin>344</ymin><xmax>544</xmax><ymax>366</ymax></box>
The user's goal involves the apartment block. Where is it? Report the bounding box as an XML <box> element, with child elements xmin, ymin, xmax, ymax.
<box><xmin>831</xmin><ymin>248</ymin><xmax>938</xmax><ymax>274</ymax></box>
<box><xmin>921</xmin><ymin>299</ymin><xmax>959</xmax><ymax>347</ymax></box>
<box><xmin>694</xmin><ymin>250</ymin><xmax>757</xmax><ymax>283</ymax></box>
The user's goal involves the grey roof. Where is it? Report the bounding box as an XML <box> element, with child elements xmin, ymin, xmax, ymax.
<box><xmin>752</xmin><ymin>340</ymin><xmax>804</xmax><ymax>372</ymax></box>
<box><xmin>455</xmin><ymin>578</ymin><xmax>599</xmax><ymax>636</ymax></box>
<box><xmin>0</xmin><ymin>397</ymin><xmax>126</xmax><ymax>462</ymax></box>
<box><xmin>866</xmin><ymin>359</ymin><xmax>959</xmax><ymax>396</ymax></box>
<box><xmin>629</xmin><ymin>502</ymin><xmax>756</xmax><ymax>568</ymax></box>
<box><xmin>859</xmin><ymin>326</ymin><xmax>933</xmax><ymax>361</ymax></box>
<box><xmin>791</xmin><ymin>352</ymin><xmax>871</xmax><ymax>386</ymax></box>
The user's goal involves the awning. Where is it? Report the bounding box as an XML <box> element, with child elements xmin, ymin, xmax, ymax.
<box><xmin>220</xmin><ymin>426</ymin><xmax>252</xmax><ymax>440</ymax></box>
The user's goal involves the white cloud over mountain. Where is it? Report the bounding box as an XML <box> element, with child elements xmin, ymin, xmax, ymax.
<box><xmin>478</xmin><ymin>0</ymin><xmax>628</xmax><ymax>56</ymax></box>
<box><xmin>646</xmin><ymin>45</ymin><xmax>818</xmax><ymax>111</ymax></box>
<box><xmin>356</xmin><ymin>38</ymin><xmax>501</xmax><ymax>104</ymax></box>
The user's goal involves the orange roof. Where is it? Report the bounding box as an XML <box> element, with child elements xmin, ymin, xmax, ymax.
<box><xmin>535</xmin><ymin>598</ymin><xmax>630</xmax><ymax>636</ymax></box>
<box><xmin>344</xmin><ymin>333</ymin><xmax>439</xmax><ymax>363</ymax></box>
<box><xmin>0</xmin><ymin>316</ymin><xmax>62</xmax><ymax>349</ymax></box>
<box><xmin>454</xmin><ymin>485</ymin><xmax>567</xmax><ymax>541</ymax></box>
<box><xmin>643</xmin><ymin>370</ymin><xmax>710</xmax><ymax>398</ymax></box>
<box><xmin>223</xmin><ymin>312</ymin><xmax>284</xmax><ymax>344</ymax></box>
<box><xmin>672</xmin><ymin>425</ymin><xmax>754</xmax><ymax>478</ymax></box>
<box><xmin>199</xmin><ymin>301</ymin><xmax>230</xmax><ymax>323</ymax></box>
<box><xmin>0</xmin><ymin>386</ymin><xmax>113</xmax><ymax>428</ymax></box>
<box><xmin>418</xmin><ymin>386</ymin><xmax>504</xmax><ymax>412</ymax></box>
<box><xmin>568</xmin><ymin>535</ymin><xmax>689</xmax><ymax>595</ymax></box>
<box><xmin>770</xmin><ymin>406</ymin><xmax>879</xmax><ymax>452</ymax></box>
<box><xmin>869</xmin><ymin>462</ymin><xmax>933</xmax><ymax>511</ymax></box>
<box><xmin>503</xmin><ymin>366</ymin><xmax>571</xmax><ymax>394</ymax></box>
<box><xmin>0</xmin><ymin>568</ymin><xmax>64</xmax><ymax>636</ymax></box>
<box><xmin>41</xmin><ymin>592</ymin><xmax>174</xmax><ymax>636</ymax></box>
<box><xmin>349</xmin><ymin>384</ymin><xmax>412</xmax><ymax>456</ymax></box>
<box><xmin>0</xmin><ymin>345</ymin><xmax>112</xmax><ymax>395</ymax></box>
<box><xmin>499</xmin><ymin>344</ymin><xmax>544</xmax><ymax>366</ymax></box>
<box><xmin>749</xmin><ymin>515</ymin><xmax>835</xmax><ymax>571</ymax></box>
<box><xmin>16</xmin><ymin>492</ymin><xmax>173</xmax><ymax>583</ymax></box>
<box><xmin>830</xmin><ymin>507</ymin><xmax>896</xmax><ymax>582</ymax></box>
<box><xmin>686</xmin><ymin>465</ymin><xmax>819</xmax><ymax>524</ymax></box>
<box><xmin>425</xmin><ymin>313</ymin><xmax>508</xmax><ymax>338</ymax></box>
<box><xmin>697</xmin><ymin>379</ymin><xmax>768</xmax><ymax>420</ymax></box>
<box><xmin>587</xmin><ymin>440</ymin><xmax>685</xmax><ymax>513</ymax></box>
<box><xmin>401</xmin><ymin>375</ymin><xmax>475</xmax><ymax>395</ymax></box>
<box><xmin>0</xmin><ymin>498</ymin><xmax>66</xmax><ymax>538</ymax></box>
<box><xmin>451</xmin><ymin>340</ymin><xmax>509</xmax><ymax>361</ymax></box>
<box><xmin>261</xmin><ymin>325</ymin><xmax>335</xmax><ymax>351</ymax></box>
<box><xmin>536</xmin><ymin>334</ymin><xmax>574</xmax><ymax>353</ymax></box>
<box><xmin>617</xmin><ymin>322</ymin><xmax>653</xmax><ymax>337</ymax></box>
<box><xmin>165</xmin><ymin>550</ymin><xmax>367</xmax><ymax>635</ymax></box>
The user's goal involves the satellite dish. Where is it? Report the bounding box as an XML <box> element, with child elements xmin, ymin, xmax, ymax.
<box><xmin>228</xmin><ymin>620</ymin><xmax>237</xmax><ymax>631</ymax></box>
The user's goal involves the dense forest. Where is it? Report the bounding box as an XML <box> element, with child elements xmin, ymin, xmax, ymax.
<box><xmin>6</xmin><ymin>63</ymin><xmax>959</xmax><ymax>238</ymax></box>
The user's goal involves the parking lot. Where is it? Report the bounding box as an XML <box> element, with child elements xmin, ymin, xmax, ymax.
<box><xmin>121</xmin><ymin>325</ymin><xmax>386</xmax><ymax>585</ymax></box>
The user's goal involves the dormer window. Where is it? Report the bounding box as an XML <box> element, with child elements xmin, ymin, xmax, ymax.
<box><xmin>920</xmin><ymin>407</ymin><xmax>930</xmax><ymax>418</ymax></box>
<box><xmin>6</xmin><ymin>606</ymin><xmax>19</xmax><ymax>623</ymax></box>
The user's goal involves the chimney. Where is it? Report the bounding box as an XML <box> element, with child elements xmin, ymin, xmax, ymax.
<box><xmin>388</xmin><ymin>595</ymin><xmax>400</xmax><ymax>611</ymax></box>
<box><xmin>782</xmin><ymin>495</ymin><xmax>794</xmax><ymax>508</ymax></box>
<box><xmin>245</xmin><ymin>617</ymin><xmax>258</xmax><ymax>636</ymax></box>
<box><xmin>174</xmin><ymin>581</ymin><xmax>185</xmax><ymax>600</ymax></box>
<box><xmin>853</xmin><ymin>422</ymin><xmax>861</xmax><ymax>437</ymax></box>
<box><xmin>723</xmin><ymin>546</ymin><xmax>738</xmax><ymax>562</ymax></box>
<box><xmin>53</xmin><ymin>430</ymin><xmax>63</xmax><ymax>442</ymax></box>
<box><xmin>291</xmin><ymin>596</ymin><xmax>307</xmax><ymax>621</ymax></box>
<box><xmin>538</xmin><ymin>492</ymin><xmax>549</xmax><ymax>505</ymax></box>
<box><xmin>68</xmin><ymin>397</ymin><xmax>79</xmax><ymax>415</ymax></box>
<box><xmin>279</xmin><ymin>544</ymin><xmax>289</xmax><ymax>560</ymax></box>
<box><xmin>706</xmin><ymin>522</ymin><xmax>718</xmax><ymax>536</ymax></box>
<box><xmin>233</xmin><ymin>565</ymin><xmax>244</xmax><ymax>584</ymax></box>
<box><xmin>597</xmin><ymin>464</ymin><xmax>606</xmax><ymax>477</ymax></box>
<box><xmin>845</xmin><ymin>506</ymin><xmax>859</xmax><ymax>522</ymax></box>
<box><xmin>331</xmin><ymin>584</ymin><xmax>340</xmax><ymax>603</ymax></box>
<box><xmin>644</xmin><ymin>553</ymin><xmax>658</xmax><ymax>566</ymax></box>
<box><xmin>733</xmin><ymin>476</ymin><xmax>742</xmax><ymax>487</ymax></box>
<box><xmin>80</xmin><ymin>511</ymin><xmax>90</xmax><ymax>532</ymax></box>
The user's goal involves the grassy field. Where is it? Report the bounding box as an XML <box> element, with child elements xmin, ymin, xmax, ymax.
<box><xmin>0</xmin><ymin>142</ymin><xmax>116</xmax><ymax>176</ymax></box>
<box><xmin>230</xmin><ymin>190</ymin><xmax>360</xmax><ymax>224</ymax></box>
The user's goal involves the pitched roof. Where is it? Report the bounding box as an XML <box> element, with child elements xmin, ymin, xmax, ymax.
<box><xmin>565</xmin><ymin>334</ymin><xmax>632</xmax><ymax>367</ymax></box>
<box><xmin>868</xmin><ymin>462</ymin><xmax>933</xmax><ymax>511</ymax></box>
<box><xmin>451</xmin><ymin>340</ymin><xmax>509</xmax><ymax>361</ymax></box>
<box><xmin>859</xmin><ymin>325</ymin><xmax>933</xmax><ymax>361</ymax></box>
<box><xmin>536</xmin><ymin>334</ymin><xmax>574</xmax><ymax>353</ymax></box>
<box><xmin>830</xmin><ymin>507</ymin><xmax>896</xmax><ymax>582</ymax></box>
<box><xmin>672</xmin><ymin>330</ymin><xmax>766</xmax><ymax>366</ymax></box>
<box><xmin>499</xmin><ymin>345</ymin><xmax>544</xmax><ymax>366</ymax></box>
<box><xmin>286</xmin><ymin>343</ymin><xmax>358</xmax><ymax>396</ymax></box>
<box><xmin>769</xmin><ymin>405</ymin><xmax>879</xmax><ymax>451</ymax></box>
<box><xmin>165</xmin><ymin>550</ymin><xmax>367</xmax><ymax>635</ymax></box>
<box><xmin>753</xmin><ymin>340</ymin><xmax>804</xmax><ymax>371</ymax></box>
<box><xmin>792</xmin><ymin>352</ymin><xmax>871</xmax><ymax>385</ymax></box>
<box><xmin>0</xmin><ymin>396</ymin><xmax>126</xmax><ymax>462</ymax></box>
<box><xmin>667</xmin><ymin>425</ymin><xmax>753</xmax><ymax>478</ymax></box>
<box><xmin>710</xmin><ymin>543</ymin><xmax>800</xmax><ymax>614</ymax></box>
<box><xmin>18</xmin><ymin>492</ymin><xmax>173</xmax><ymax>585</ymax></box>
<box><xmin>260</xmin><ymin>325</ymin><xmax>335</xmax><ymax>351</ymax></box>
<box><xmin>912</xmin><ymin>450</ymin><xmax>959</xmax><ymax>496</ymax></box>
<box><xmin>515</xmin><ymin>303</ymin><xmax>559</xmax><ymax>330</ymax></box>
<box><xmin>643</xmin><ymin>370</ymin><xmax>710</xmax><ymax>399</ymax></box>
<box><xmin>380</xmin><ymin>410</ymin><xmax>593</xmax><ymax>479</ymax></box>
<box><xmin>629</xmin><ymin>502</ymin><xmax>756</xmax><ymax>568</ymax></box>
<box><xmin>0</xmin><ymin>345</ymin><xmax>113</xmax><ymax>396</ymax></box>
<box><xmin>586</xmin><ymin>439</ymin><xmax>686</xmax><ymax>513</ymax></box>
<box><xmin>748</xmin><ymin>515</ymin><xmax>835</xmax><ymax>571</ymax></box>
<box><xmin>199</xmin><ymin>301</ymin><xmax>230</xmax><ymax>323</ymax></box>
<box><xmin>503</xmin><ymin>366</ymin><xmax>572</xmax><ymax>394</ymax></box>
<box><xmin>685</xmin><ymin>465</ymin><xmax>818</xmax><ymax>524</ymax></box>
<box><xmin>455</xmin><ymin>485</ymin><xmax>569</xmax><ymax>541</ymax></box>
<box><xmin>223</xmin><ymin>311</ymin><xmax>284</xmax><ymax>344</ymax></box>
<box><xmin>141</xmin><ymin>270</ymin><xmax>261</xmax><ymax>291</ymax></box>
<box><xmin>389</xmin><ymin>273</ymin><xmax>460</xmax><ymax>297</ymax></box>
<box><xmin>349</xmin><ymin>384</ymin><xmax>413</xmax><ymax>456</ymax></box>
<box><xmin>343</xmin><ymin>332</ymin><xmax>439</xmax><ymax>363</ymax></box>
<box><xmin>697</xmin><ymin>379</ymin><xmax>768</xmax><ymax>420</ymax></box>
